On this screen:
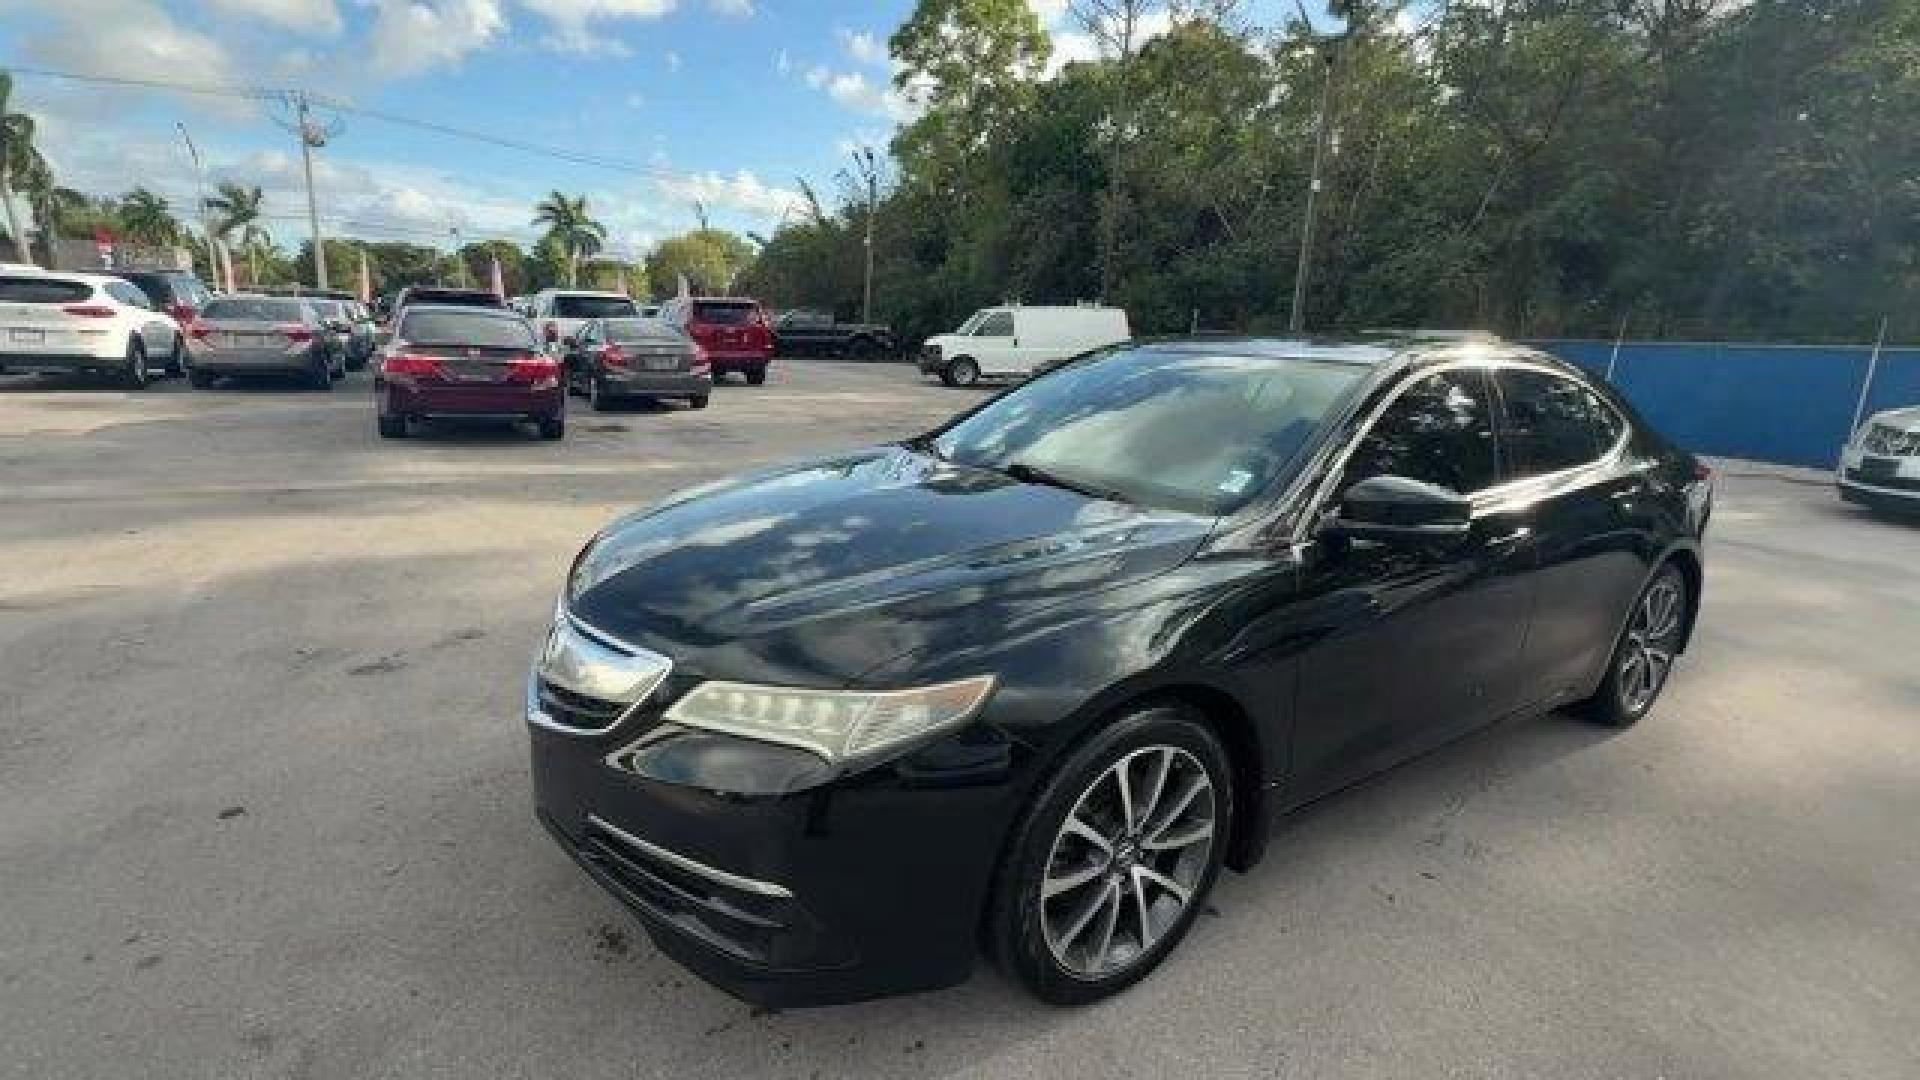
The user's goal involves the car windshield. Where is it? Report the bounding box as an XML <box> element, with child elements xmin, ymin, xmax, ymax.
<box><xmin>399</xmin><ymin>309</ymin><xmax>537</xmax><ymax>349</ymax></box>
<box><xmin>606</xmin><ymin>319</ymin><xmax>682</xmax><ymax>343</ymax></box>
<box><xmin>954</xmin><ymin>310</ymin><xmax>988</xmax><ymax>335</ymax></box>
<box><xmin>553</xmin><ymin>295</ymin><xmax>638</xmax><ymax>319</ymax></box>
<box><xmin>202</xmin><ymin>296</ymin><xmax>309</xmax><ymax>322</ymax></box>
<box><xmin>931</xmin><ymin>347</ymin><xmax>1369</xmax><ymax>516</ymax></box>
<box><xmin>692</xmin><ymin>302</ymin><xmax>757</xmax><ymax>326</ymax></box>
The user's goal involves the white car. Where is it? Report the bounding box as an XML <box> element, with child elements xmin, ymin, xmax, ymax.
<box><xmin>0</xmin><ymin>269</ymin><xmax>186</xmax><ymax>387</ymax></box>
<box><xmin>527</xmin><ymin>289</ymin><xmax>640</xmax><ymax>352</ymax></box>
<box><xmin>1838</xmin><ymin>406</ymin><xmax>1920</xmax><ymax>514</ymax></box>
<box><xmin>917</xmin><ymin>304</ymin><xmax>1130</xmax><ymax>386</ymax></box>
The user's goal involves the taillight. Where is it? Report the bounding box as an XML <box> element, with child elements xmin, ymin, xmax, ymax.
<box><xmin>690</xmin><ymin>343</ymin><xmax>710</xmax><ymax>375</ymax></box>
<box><xmin>187</xmin><ymin>321</ymin><xmax>211</xmax><ymax>341</ymax></box>
<box><xmin>280</xmin><ymin>324</ymin><xmax>314</xmax><ymax>343</ymax></box>
<box><xmin>600</xmin><ymin>345</ymin><xmax>627</xmax><ymax>369</ymax></box>
<box><xmin>168</xmin><ymin>302</ymin><xmax>195</xmax><ymax>323</ymax></box>
<box><xmin>508</xmin><ymin>354</ymin><xmax>561</xmax><ymax>383</ymax></box>
<box><xmin>61</xmin><ymin>304</ymin><xmax>116</xmax><ymax>318</ymax></box>
<box><xmin>381</xmin><ymin>354</ymin><xmax>443</xmax><ymax>377</ymax></box>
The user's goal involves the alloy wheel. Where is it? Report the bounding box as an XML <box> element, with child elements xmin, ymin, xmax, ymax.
<box><xmin>1618</xmin><ymin>574</ymin><xmax>1684</xmax><ymax>714</ymax></box>
<box><xmin>1040</xmin><ymin>744</ymin><xmax>1216</xmax><ymax>980</ymax></box>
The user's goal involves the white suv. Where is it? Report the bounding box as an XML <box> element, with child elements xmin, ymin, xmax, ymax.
<box><xmin>527</xmin><ymin>289</ymin><xmax>640</xmax><ymax>352</ymax></box>
<box><xmin>0</xmin><ymin>270</ymin><xmax>185</xmax><ymax>388</ymax></box>
<box><xmin>1838</xmin><ymin>406</ymin><xmax>1920</xmax><ymax>514</ymax></box>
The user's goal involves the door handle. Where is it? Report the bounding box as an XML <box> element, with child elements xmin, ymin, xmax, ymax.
<box><xmin>1484</xmin><ymin>527</ymin><xmax>1532</xmax><ymax>549</ymax></box>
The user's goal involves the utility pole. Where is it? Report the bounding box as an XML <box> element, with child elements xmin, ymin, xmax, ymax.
<box><xmin>449</xmin><ymin>226</ymin><xmax>467</xmax><ymax>287</ymax></box>
<box><xmin>176</xmin><ymin>122</ymin><xmax>218</xmax><ymax>282</ymax></box>
<box><xmin>852</xmin><ymin>147</ymin><xmax>878</xmax><ymax>325</ymax></box>
<box><xmin>1289</xmin><ymin>1</ymin><xmax>1344</xmax><ymax>335</ymax></box>
<box><xmin>284</xmin><ymin>92</ymin><xmax>336</xmax><ymax>290</ymax></box>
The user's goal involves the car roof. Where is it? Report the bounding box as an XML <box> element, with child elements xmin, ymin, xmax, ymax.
<box><xmin>542</xmin><ymin>289</ymin><xmax>631</xmax><ymax>298</ymax></box>
<box><xmin>399</xmin><ymin>303</ymin><xmax>525</xmax><ymax>317</ymax></box>
<box><xmin>1144</xmin><ymin>337</ymin><xmax>1399</xmax><ymax>366</ymax></box>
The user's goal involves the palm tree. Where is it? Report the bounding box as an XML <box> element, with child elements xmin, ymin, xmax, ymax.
<box><xmin>119</xmin><ymin>187</ymin><xmax>180</xmax><ymax>248</ymax></box>
<box><xmin>532</xmin><ymin>190</ymin><xmax>606</xmax><ymax>287</ymax></box>
<box><xmin>1</xmin><ymin>71</ymin><xmax>46</xmax><ymax>263</ymax></box>
<box><xmin>203</xmin><ymin>181</ymin><xmax>263</xmax><ymax>291</ymax></box>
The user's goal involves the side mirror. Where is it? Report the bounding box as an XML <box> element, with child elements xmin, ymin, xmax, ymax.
<box><xmin>1323</xmin><ymin>475</ymin><xmax>1472</xmax><ymax>541</ymax></box>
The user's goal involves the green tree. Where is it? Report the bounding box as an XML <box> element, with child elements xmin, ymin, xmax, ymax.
<box><xmin>118</xmin><ymin>187</ymin><xmax>180</xmax><ymax>247</ymax></box>
<box><xmin>0</xmin><ymin>71</ymin><xmax>46</xmax><ymax>262</ymax></box>
<box><xmin>203</xmin><ymin>182</ymin><xmax>265</xmax><ymax>289</ymax></box>
<box><xmin>532</xmin><ymin>191</ymin><xmax>607</xmax><ymax>287</ymax></box>
<box><xmin>646</xmin><ymin>229</ymin><xmax>753</xmax><ymax>296</ymax></box>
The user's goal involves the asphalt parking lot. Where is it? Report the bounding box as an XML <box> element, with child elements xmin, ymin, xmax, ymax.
<box><xmin>2</xmin><ymin>361</ymin><xmax>1917</xmax><ymax>1079</ymax></box>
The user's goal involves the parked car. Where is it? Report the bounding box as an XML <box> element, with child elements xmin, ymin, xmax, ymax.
<box><xmin>564</xmin><ymin>316</ymin><xmax>710</xmax><ymax>411</ymax></box>
<box><xmin>115</xmin><ymin>268</ymin><xmax>215</xmax><ymax>345</ymax></box>
<box><xmin>374</xmin><ymin>305</ymin><xmax>563</xmax><ymax>440</ymax></box>
<box><xmin>0</xmin><ymin>270</ymin><xmax>185</xmax><ymax>386</ymax></box>
<box><xmin>919</xmin><ymin>304</ymin><xmax>1130</xmax><ymax>386</ymax></box>
<box><xmin>527</xmin><ymin>337</ymin><xmax>1712</xmax><ymax>1007</ymax></box>
<box><xmin>772</xmin><ymin>309</ymin><xmax>896</xmax><ymax>359</ymax></box>
<box><xmin>657</xmin><ymin>296</ymin><xmax>773</xmax><ymax>385</ymax></box>
<box><xmin>189</xmin><ymin>294</ymin><xmax>339</xmax><ymax>390</ymax></box>
<box><xmin>1837</xmin><ymin>405</ymin><xmax>1920</xmax><ymax>514</ymax></box>
<box><xmin>303</xmin><ymin>297</ymin><xmax>376</xmax><ymax>371</ymax></box>
<box><xmin>528</xmin><ymin>289</ymin><xmax>641</xmax><ymax>353</ymax></box>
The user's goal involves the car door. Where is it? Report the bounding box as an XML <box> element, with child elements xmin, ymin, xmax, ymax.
<box><xmin>568</xmin><ymin>320</ymin><xmax>600</xmax><ymax>388</ymax></box>
<box><xmin>967</xmin><ymin>310</ymin><xmax>1018</xmax><ymax>375</ymax></box>
<box><xmin>1491</xmin><ymin>364</ymin><xmax>1656</xmax><ymax>708</ymax></box>
<box><xmin>1288</xmin><ymin>365</ymin><xmax>1539</xmax><ymax>798</ymax></box>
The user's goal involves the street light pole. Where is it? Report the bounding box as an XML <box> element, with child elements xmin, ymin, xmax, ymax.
<box><xmin>1289</xmin><ymin>39</ymin><xmax>1338</xmax><ymax>335</ymax></box>
<box><xmin>450</xmin><ymin>226</ymin><xmax>467</xmax><ymax>287</ymax></box>
<box><xmin>853</xmin><ymin>147</ymin><xmax>877</xmax><ymax>325</ymax></box>
<box><xmin>176</xmin><ymin>122</ymin><xmax>218</xmax><ymax>283</ymax></box>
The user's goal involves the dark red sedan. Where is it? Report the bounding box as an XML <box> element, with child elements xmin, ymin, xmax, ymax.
<box><xmin>374</xmin><ymin>305</ymin><xmax>565</xmax><ymax>440</ymax></box>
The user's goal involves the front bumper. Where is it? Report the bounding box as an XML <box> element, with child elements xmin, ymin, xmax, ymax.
<box><xmin>916</xmin><ymin>347</ymin><xmax>944</xmax><ymax>374</ymax></box>
<box><xmin>1835</xmin><ymin>446</ymin><xmax>1920</xmax><ymax>509</ymax></box>
<box><xmin>527</xmin><ymin>676</ymin><xmax>1018</xmax><ymax>1007</ymax></box>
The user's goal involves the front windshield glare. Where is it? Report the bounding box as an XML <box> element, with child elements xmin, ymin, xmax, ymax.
<box><xmin>932</xmin><ymin>348</ymin><xmax>1366</xmax><ymax>515</ymax></box>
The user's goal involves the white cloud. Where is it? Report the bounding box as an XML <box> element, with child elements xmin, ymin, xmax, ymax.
<box><xmin>366</xmin><ymin>0</ymin><xmax>505</xmax><ymax>77</ymax></box>
<box><xmin>838</xmin><ymin>29</ymin><xmax>888</xmax><ymax>66</ymax></box>
<box><xmin>707</xmin><ymin>0</ymin><xmax>754</xmax><ymax>15</ymax></box>
<box><xmin>205</xmin><ymin>0</ymin><xmax>343</xmax><ymax>35</ymax></box>
<box><xmin>775</xmin><ymin>49</ymin><xmax>792</xmax><ymax>75</ymax></box>
<box><xmin>653</xmin><ymin>169</ymin><xmax>802</xmax><ymax>220</ymax></box>
<box><xmin>664</xmin><ymin>50</ymin><xmax>683</xmax><ymax>72</ymax></box>
<box><xmin>2</xmin><ymin>0</ymin><xmax>250</xmax><ymax>117</ymax></box>
<box><xmin>519</xmin><ymin>0</ymin><xmax>673</xmax><ymax>52</ymax></box>
<box><xmin>804</xmin><ymin>66</ymin><xmax>917</xmax><ymax>121</ymax></box>
<box><xmin>1028</xmin><ymin>0</ymin><xmax>1175</xmax><ymax>78</ymax></box>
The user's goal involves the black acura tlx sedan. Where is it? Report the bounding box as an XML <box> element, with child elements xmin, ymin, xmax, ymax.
<box><xmin>527</xmin><ymin>337</ymin><xmax>1712</xmax><ymax>1007</ymax></box>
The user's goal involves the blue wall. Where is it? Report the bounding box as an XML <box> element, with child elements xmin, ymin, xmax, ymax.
<box><xmin>1531</xmin><ymin>340</ymin><xmax>1920</xmax><ymax>469</ymax></box>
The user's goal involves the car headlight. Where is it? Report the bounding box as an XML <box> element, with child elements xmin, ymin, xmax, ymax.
<box><xmin>662</xmin><ymin>675</ymin><xmax>996</xmax><ymax>767</ymax></box>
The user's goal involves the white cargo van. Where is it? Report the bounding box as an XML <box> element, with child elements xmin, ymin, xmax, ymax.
<box><xmin>917</xmin><ymin>304</ymin><xmax>1129</xmax><ymax>385</ymax></box>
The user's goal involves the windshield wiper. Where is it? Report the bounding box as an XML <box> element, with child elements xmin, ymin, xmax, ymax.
<box><xmin>1002</xmin><ymin>461</ymin><xmax>1134</xmax><ymax>505</ymax></box>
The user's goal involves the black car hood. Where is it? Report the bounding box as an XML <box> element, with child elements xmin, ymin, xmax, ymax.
<box><xmin>568</xmin><ymin>446</ymin><xmax>1214</xmax><ymax>687</ymax></box>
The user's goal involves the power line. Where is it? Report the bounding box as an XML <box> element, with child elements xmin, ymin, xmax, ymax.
<box><xmin>9</xmin><ymin>64</ymin><xmax>707</xmax><ymax>186</ymax></box>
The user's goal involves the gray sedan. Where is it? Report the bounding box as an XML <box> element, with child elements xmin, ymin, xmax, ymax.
<box><xmin>188</xmin><ymin>295</ymin><xmax>341</xmax><ymax>390</ymax></box>
<box><xmin>564</xmin><ymin>317</ymin><xmax>710</xmax><ymax>411</ymax></box>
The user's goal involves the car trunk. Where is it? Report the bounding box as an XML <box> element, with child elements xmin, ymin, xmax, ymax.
<box><xmin>0</xmin><ymin>279</ymin><xmax>102</xmax><ymax>355</ymax></box>
<box><xmin>198</xmin><ymin>318</ymin><xmax>312</xmax><ymax>366</ymax></box>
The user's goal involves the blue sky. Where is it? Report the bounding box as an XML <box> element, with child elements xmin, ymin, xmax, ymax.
<box><xmin>0</xmin><ymin>0</ymin><xmax>1317</xmax><ymax>261</ymax></box>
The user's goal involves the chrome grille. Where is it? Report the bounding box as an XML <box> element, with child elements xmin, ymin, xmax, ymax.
<box><xmin>528</xmin><ymin>612</ymin><xmax>672</xmax><ymax>735</ymax></box>
<box><xmin>1863</xmin><ymin>423</ymin><xmax>1919</xmax><ymax>457</ymax></box>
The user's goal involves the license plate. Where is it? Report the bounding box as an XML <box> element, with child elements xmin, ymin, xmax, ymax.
<box><xmin>643</xmin><ymin>356</ymin><xmax>677</xmax><ymax>371</ymax></box>
<box><xmin>9</xmin><ymin>328</ymin><xmax>44</xmax><ymax>344</ymax></box>
<box><xmin>1858</xmin><ymin>457</ymin><xmax>1898</xmax><ymax>478</ymax></box>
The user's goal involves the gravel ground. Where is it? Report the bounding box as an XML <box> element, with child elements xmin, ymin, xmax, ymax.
<box><xmin>2</xmin><ymin>361</ymin><xmax>1916</xmax><ymax>1079</ymax></box>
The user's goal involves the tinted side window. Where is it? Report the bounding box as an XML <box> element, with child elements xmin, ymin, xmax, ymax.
<box><xmin>1498</xmin><ymin>369</ymin><xmax>1619</xmax><ymax>478</ymax></box>
<box><xmin>975</xmin><ymin>311</ymin><xmax>1014</xmax><ymax>337</ymax></box>
<box><xmin>1343</xmin><ymin>368</ymin><xmax>1500</xmax><ymax>495</ymax></box>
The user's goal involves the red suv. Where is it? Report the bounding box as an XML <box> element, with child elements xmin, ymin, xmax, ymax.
<box><xmin>659</xmin><ymin>296</ymin><xmax>773</xmax><ymax>385</ymax></box>
<box><xmin>374</xmin><ymin>305</ymin><xmax>564</xmax><ymax>440</ymax></box>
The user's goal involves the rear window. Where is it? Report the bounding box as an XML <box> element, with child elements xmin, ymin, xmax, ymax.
<box><xmin>404</xmin><ymin>289</ymin><xmax>502</xmax><ymax>309</ymax></box>
<box><xmin>118</xmin><ymin>275</ymin><xmax>173</xmax><ymax>303</ymax></box>
<box><xmin>553</xmin><ymin>295</ymin><xmax>638</xmax><ymax>320</ymax></box>
<box><xmin>0</xmin><ymin>277</ymin><xmax>92</xmax><ymax>304</ymax></box>
<box><xmin>606</xmin><ymin>319</ymin><xmax>682</xmax><ymax>343</ymax></box>
<box><xmin>400</xmin><ymin>309</ymin><xmax>537</xmax><ymax>349</ymax></box>
<box><xmin>692</xmin><ymin>302</ymin><xmax>759</xmax><ymax>326</ymax></box>
<box><xmin>203</xmin><ymin>297</ymin><xmax>310</xmax><ymax>322</ymax></box>
<box><xmin>309</xmin><ymin>299</ymin><xmax>346</xmax><ymax>318</ymax></box>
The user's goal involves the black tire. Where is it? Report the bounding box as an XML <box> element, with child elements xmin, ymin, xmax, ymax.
<box><xmin>188</xmin><ymin>369</ymin><xmax>216</xmax><ymax>390</ymax></box>
<box><xmin>845</xmin><ymin>336</ymin><xmax>877</xmax><ymax>361</ymax></box>
<box><xmin>745</xmin><ymin>366</ymin><xmax>768</xmax><ymax>386</ymax></box>
<box><xmin>688</xmin><ymin>394</ymin><xmax>710</xmax><ymax>410</ymax></box>
<box><xmin>165</xmin><ymin>336</ymin><xmax>188</xmax><ymax>377</ymax></box>
<box><xmin>307</xmin><ymin>353</ymin><xmax>333</xmax><ymax>391</ymax></box>
<box><xmin>938</xmin><ymin>366</ymin><xmax>958</xmax><ymax>387</ymax></box>
<box><xmin>377</xmin><ymin>415</ymin><xmax>407</xmax><ymax>439</ymax></box>
<box><xmin>1579</xmin><ymin>562</ymin><xmax>1689</xmax><ymax>728</ymax></box>
<box><xmin>949</xmin><ymin>357</ymin><xmax>980</xmax><ymax>387</ymax></box>
<box><xmin>122</xmin><ymin>340</ymin><xmax>150</xmax><ymax>390</ymax></box>
<box><xmin>537</xmin><ymin>415</ymin><xmax>565</xmax><ymax>440</ymax></box>
<box><xmin>589</xmin><ymin>376</ymin><xmax>618</xmax><ymax>413</ymax></box>
<box><xmin>987</xmin><ymin>703</ymin><xmax>1232</xmax><ymax>1005</ymax></box>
